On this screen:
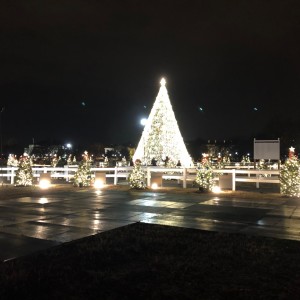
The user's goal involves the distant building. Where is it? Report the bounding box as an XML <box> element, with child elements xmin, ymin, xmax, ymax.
<box><xmin>104</xmin><ymin>147</ymin><xmax>114</xmax><ymax>154</ymax></box>
<box><xmin>24</xmin><ymin>144</ymin><xmax>46</xmax><ymax>156</ymax></box>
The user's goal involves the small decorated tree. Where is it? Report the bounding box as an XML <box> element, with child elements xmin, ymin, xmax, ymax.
<box><xmin>241</xmin><ymin>155</ymin><xmax>251</xmax><ymax>166</ymax></box>
<box><xmin>195</xmin><ymin>153</ymin><xmax>214</xmax><ymax>192</ymax></box>
<box><xmin>121</xmin><ymin>156</ymin><xmax>127</xmax><ymax>167</ymax></box>
<box><xmin>222</xmin><ymin>155</ymin><xmax>231</xmax><ymax>165</ymax></box>
<box><xmin>7</xmin><ymin>154</ymin><xmax>18</xmax><ymax>167</ymax></box>
<box><xmin>103</xmin><ymin>156</ymin><xmax>109</xmax><ymax>167</ymax></box>
<box><xmin>67</xmin><ymin>154</ymin><xmax>72</xmax><ymax>165</ymax></box>
<box><xmin>280</xmin><ymin>147</ymin><xmax>300</xmax><ymax>197</ymax></box>
<box><xmin>215</xmin><ymin>154</ymin><xmax>224</xmax><ymax>170</ymax></box>
<box><xmin>15</xmin><ymin>154</ymin><xmax>33</xmax><ymax>186</ymax></box>
<box><xmin>165</xmin><ymin>156</ymin><xmax>177</xmax><ymax>175</ymax></box>
<box><xmin>51</xmin><ymin>154</ymin><xmax>59</xmax><ymax>167</ymax></box>
<box><xmin>166</xmin><ymin>157</ymin><xmax>177</xmax><ymax>168</ymax></box>
<box><xmin>129</xmin><ymin>159</ymin><xmax>146</xmax><ymax>189</ymax></box>
<box><xmin>257</xmin><ymin>159</ymin><xmax>271</xmax><ymax>177</ymax></box>
<box><xmin>73</xmin><ymin>151</ymin><xmax>92</xmax><ymax>187</ymax></box>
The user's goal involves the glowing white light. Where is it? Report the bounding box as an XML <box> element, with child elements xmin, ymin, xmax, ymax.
<box><xmin>160</xmin><ymin>78</ymin><xmax>166</xmax><ymax>86</ymax></box>
<box><xmin>66</xmin><ymin>143</ymin><xmax>72</xmax><ymax>149</ymax></box>
<box><xmin>151</xmin><ymin>183</ymin><xmax>158</xmax><ymax>189</ymax></box>
<box><xmin>289</xmin><ymin>146</ymin><xmax>295</xmax><ymax>152</ymax></box>
<box><xmin>94</xmin><ymin>179</ymin><xmax>104</xmax><ymax>189</ymax></box>
<box><xmin>212</xmin><ymin>186</ymin><xmax>221</xmax><ymax>193</ymax></box>
<box><xmin>39</xmin><ymin>179</ymin><xmax>50</xmax><ymax>189</ymax></box>
<box><xmin>140</xmin><ymin>118</ymin><xmax>147</xmax><ymax>126</ymax></box>
<box><xmin>39</xmin><ymin>197</ymin><xmax>48</xmax><ymax>204</ymax></box>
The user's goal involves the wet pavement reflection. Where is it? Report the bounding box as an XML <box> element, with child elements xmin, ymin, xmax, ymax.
<box><xmin>0</xmin><ymin>188</ymin><xmax>300</xmax><ymax>261</ymax></box>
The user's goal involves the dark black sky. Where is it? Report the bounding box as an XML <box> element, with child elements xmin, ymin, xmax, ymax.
<box><xmin>1</xmin><ymin>0</ymin><xmax>300</xmax><ymax>148</ymax></box>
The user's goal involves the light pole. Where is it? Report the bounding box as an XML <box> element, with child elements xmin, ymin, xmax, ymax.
<box><xmin>0</xmin><ymin>107</ymin><xmax>4</xmax><ymax>156</ymax></box>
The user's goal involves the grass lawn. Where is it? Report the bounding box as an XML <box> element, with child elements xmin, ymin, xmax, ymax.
<box><xmin>1</xmin><ymin>222</ymin><xmax>300</xmax><ymax>300</ymax></box>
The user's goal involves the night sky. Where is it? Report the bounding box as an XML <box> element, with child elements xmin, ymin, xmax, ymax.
<box><xmin>1</xmin><ymin>0</ymin><xmax>300</xmax><ymax>149</ymax></box>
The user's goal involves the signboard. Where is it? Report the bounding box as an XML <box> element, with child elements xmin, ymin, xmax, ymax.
<box><xmin>254</xmin><ymin>139</ymin><xmax>280</xmax><ymax>160</ymax></box>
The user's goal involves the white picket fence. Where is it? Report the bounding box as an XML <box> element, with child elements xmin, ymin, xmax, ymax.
<box><xmin>0</xmin><ymin>166</ymin><xmax>280</xmax><ymax>191</ymax></box>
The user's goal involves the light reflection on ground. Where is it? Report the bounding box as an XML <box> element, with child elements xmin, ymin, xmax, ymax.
<box><xmin>39</xmin><ymin>198</ymin><xmax>48</xmax><ymax>205</ymax></box>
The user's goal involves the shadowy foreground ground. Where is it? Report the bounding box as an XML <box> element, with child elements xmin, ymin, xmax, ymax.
<box><xmin>1</xmin><ymin>222</ymin><xmax>300</xmax><ymax>300</ymax></box>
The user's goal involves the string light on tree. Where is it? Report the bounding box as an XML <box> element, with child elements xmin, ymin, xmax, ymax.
<box><xmin>133</xmin><ymin>77</ymin><xmax>193</xmax><ymax>167</ymax></box>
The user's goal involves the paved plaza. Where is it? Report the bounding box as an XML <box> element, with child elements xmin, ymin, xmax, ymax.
<box><xmin>1</xmin><ymin>187</ymin><xmax>300</xmax><ymax>262</ymax></box>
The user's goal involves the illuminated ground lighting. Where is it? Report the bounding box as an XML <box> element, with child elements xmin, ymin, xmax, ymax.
<box><xmin>212</xmin><ymin>186</ymin><xmax>221</xmax><ymax>193</ymax></box>
<box><xmin>39</xmin><ymin>179</ymin><xmax>51</xmax><ymax>189</ymax></box>
<box><xmin>94</xmin><ymin>179</ymin><xmax>104</xmax><ymax>189</ymax></box>
<box><xmin>95</xmin><ymin>190</ymin><xmax>102</xmax><ymax>196</ymax></box>
<box><xmin>151</xmin><ymin>183</ymin><xmax>158</xmax><ymax>189</ymax></box>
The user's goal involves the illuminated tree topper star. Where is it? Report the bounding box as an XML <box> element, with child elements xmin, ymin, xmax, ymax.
<box><xmin>289</xmin><ymin>146</ymin><xmax>295</xmax><ymax>152</ymax></box>
<box><xmin>160</xmin><ymin>78</ymin><xmax>166</xmax><ymax>86</ymax></box>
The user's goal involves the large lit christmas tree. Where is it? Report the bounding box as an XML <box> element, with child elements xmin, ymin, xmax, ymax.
<box><xmin>15</xmin><ymin>154</ymin><xmax>33</xmax><ymax>186</ymax></box>
<box><xmin>73</xmin><ymin>151</ymin><xmax>92</xmax><ymax>187</ymax></box>
<box><xmin>133</xmin><ymin>78</ymin><xmax>193</xmax><ymax>167</ymax></box>
<box><xmin>280</xmin><ymin>147</ymin><xmax>300</xmax><ymax>197</ymax></box>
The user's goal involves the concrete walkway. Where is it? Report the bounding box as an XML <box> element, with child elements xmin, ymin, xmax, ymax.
<box><xmin>0</xmin><ymin>188</ymin><xmax>300</xmax><ymax>261</ymax></box>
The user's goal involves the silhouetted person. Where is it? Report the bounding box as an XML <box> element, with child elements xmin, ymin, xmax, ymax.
<box><xmin>151</xmin><ymin>157</ymin><xmax>157</xmax><ymax>166</ymax></box>
<box><xmin>164</xmin><ymin>156</ymin><xmax>169</xmax><ymax>166</ymax></box>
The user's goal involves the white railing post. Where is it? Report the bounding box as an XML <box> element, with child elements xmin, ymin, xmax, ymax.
<box><xmin>183</xmin><ymin>167</ymin><xmax>187</xmax><ymax>188</ymax></box>
<box><xmin>11</xmin><ymin>168</ymin><xmax>15</xmax><ymax>184</ymax></box>
<box><xmin>256</xmin><ymin>174</ymin><xmax>260</xmax><ymax>189</ymax></box>
<box><xmin>114</xmin><ymin>167</ymin><xmax>118</xmax><ymax>185</ymax></box>
<box><xmin>232</xmin><ymin>169</ymin><xmax>236</xmax><ymax>191</ymax></box>
<box><xmin>147</xmin><ymin>167</ymin><xmax>151</xmax><ymax>187</ymax></box>
<box><xmin>65</xmin><ymin>166</ymin><xmax>69</xmax><ymax>182</ymax></box>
